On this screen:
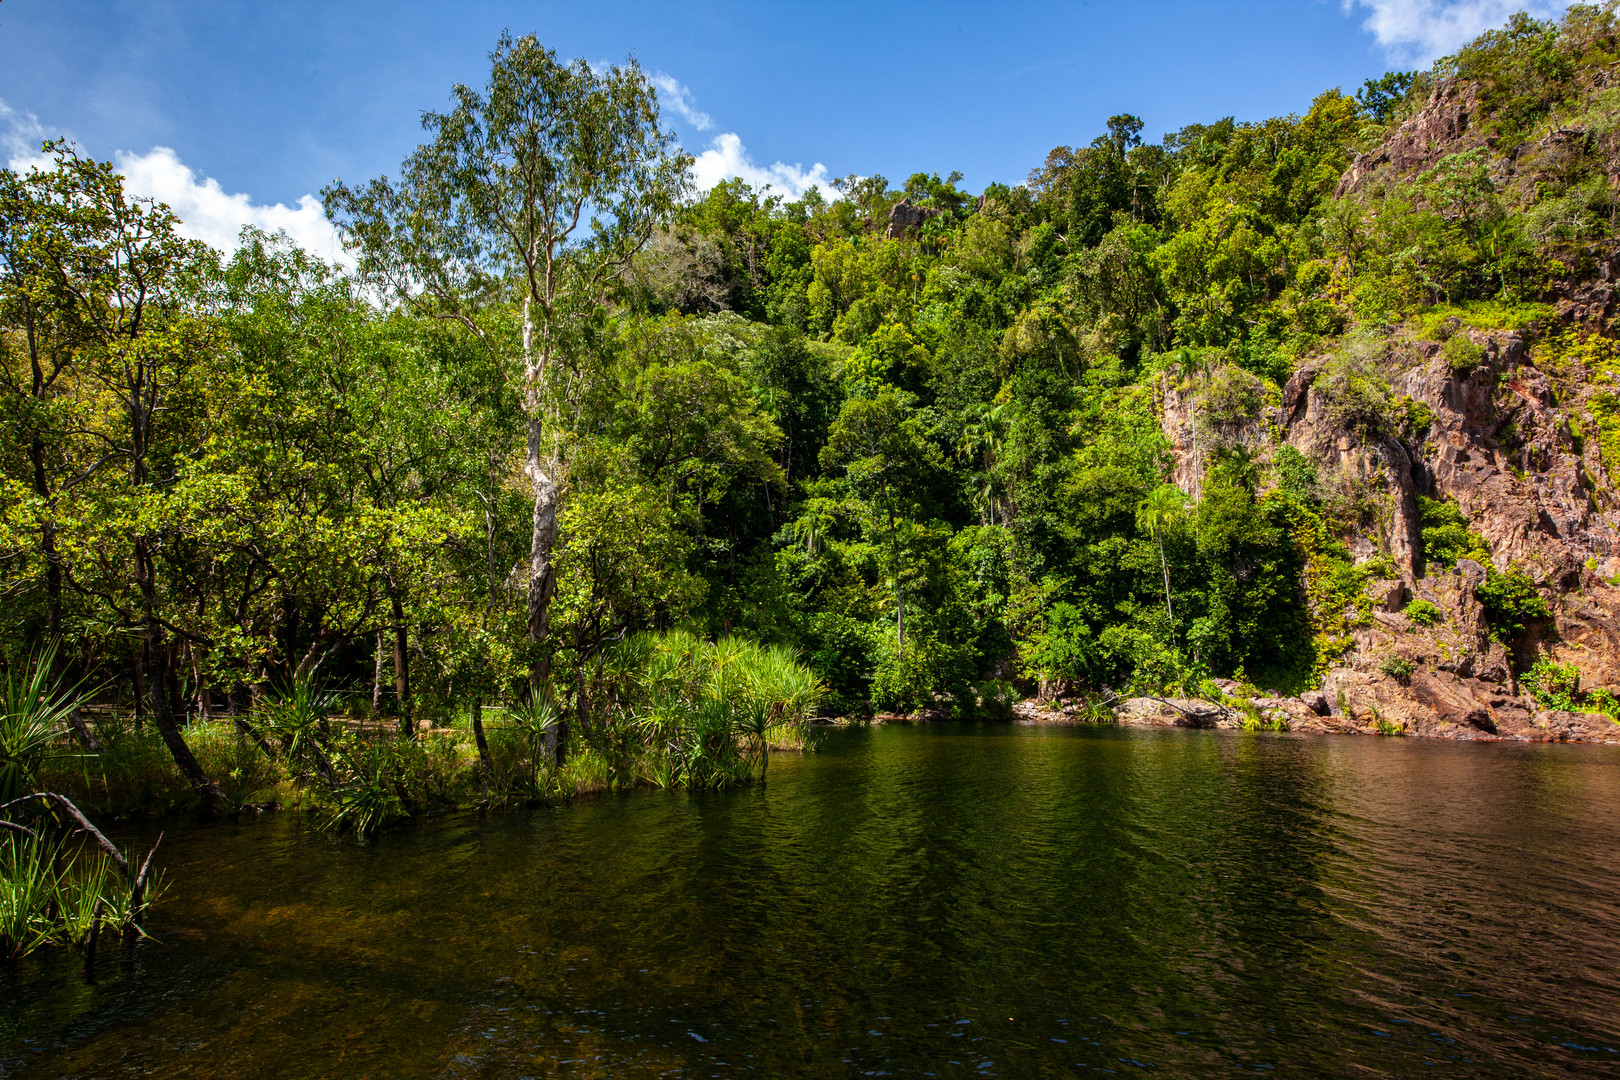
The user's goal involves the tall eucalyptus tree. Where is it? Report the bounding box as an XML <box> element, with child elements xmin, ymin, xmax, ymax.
<box><xmin>324</xmin><ymin>33</ymin><xmax>691</xmax><ymax>703</ymax></box>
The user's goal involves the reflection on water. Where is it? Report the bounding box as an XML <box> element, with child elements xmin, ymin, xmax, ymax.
<box><xmin>4</xmin><ymin>725</ymin><xmax>1620</xmax><ymax>1077</ymax></box>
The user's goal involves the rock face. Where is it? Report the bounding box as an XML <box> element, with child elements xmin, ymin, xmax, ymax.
<box><xmin>1147</xmin><ymin>318</ymin><xmax>1620</xmax><ymax>744</ymax></box>
<box><xmin>1338</xmin><ymin>78</ymin><xmax>1494</xmax><ymax>196</ymax></box>
<box><xmin>886</xmin><ymin>198</ymin><xmax>942</xmax><ymax>239</ymax></box>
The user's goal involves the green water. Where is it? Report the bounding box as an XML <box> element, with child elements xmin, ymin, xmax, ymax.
<box><xmin>4</xmin><ymin>724</ymin><xmax>1620</xmax><ymax>1077</ymax></box>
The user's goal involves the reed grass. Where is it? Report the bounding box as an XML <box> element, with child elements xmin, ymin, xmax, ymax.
<box><xmin>0</xmin><ymin>833</ymin><xmax>163</xmax><ymax>962</ymax></box>
<box><xmin>30</xmin><ymin>630</ymin><xmax>827</xmax><ymax>836</ymax></box>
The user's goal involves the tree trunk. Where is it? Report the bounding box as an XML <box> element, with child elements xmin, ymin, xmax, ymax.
<box><xmin>67</xmin><ymin>709</ymin><xmax>103</xmax><ymax>754</ymax></box>
<box><xmin>888</xmin><ymin>506</ymin><xmax>904</xmax><ymax>648</ymax></box>
<box><xmin>471</xmin><ymin>699</ymin><xmax>492</xmax><ymax>799</ymax></box>
<box><xmin>372</xmin><ymin>629</ymin><xmax>385</xmax><ymax>716</ymax></box>
<box><xmin>1157</xmin><ymin>532</ymin><xmax>1175</xmax><ymax>625</ymax></box>
<box><xmin>391</xmin><ymin>591</ymin><xmax>412</xmax><ymax>738</ymax></box>
<box><xmin>25</xmin><ymin>300</ymin><xmax>64</xmax><ymax>644</ymax></box>
<box><xmin>165</xmin><ymin>639</ymin><xmax>185</xmax><ymax>722</ymax></box>
<box><xmin>526</xmin><ymin>417</ymin><xmax>559</xmax><ymax>651</ymax></box>
<box><xmin>522</xmin><ymin>297</ymin><xmax>562</xmax><ymax>763</ymax></box>
<box><xmin>140</xmin><ymin>590</ymin><xmax>227</xmax><ymax>815</ymax></box>
<box><xmin>194</xmin><ymin>650</ymin><xmax>213</xmax><ymax>722</ymax></box>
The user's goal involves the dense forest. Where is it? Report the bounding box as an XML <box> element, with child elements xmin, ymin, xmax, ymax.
<box><xmin>6</xmin><ymin>7</ymin><xmax>1620</xmax><ymax>839</ymax></box>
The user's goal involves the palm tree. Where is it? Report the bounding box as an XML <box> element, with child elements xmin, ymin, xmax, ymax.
<box><xmin>1136</xmin><ymin>484</ymin><xmax>1188</xmax><ymax>625</ymax></box>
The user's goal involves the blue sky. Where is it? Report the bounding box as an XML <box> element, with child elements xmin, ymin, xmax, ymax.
<box><xmin>0</xmin><ymin>1</ymin><xmax>1567</xmax><ymax>257</ymax></box>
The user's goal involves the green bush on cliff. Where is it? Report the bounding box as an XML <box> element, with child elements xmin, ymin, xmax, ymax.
<box><xmin>1522</xmin><ymin>657</ymin><xmax>1581</xmax><ymax>710</ymax></box>
<box><xmin>1477</xmin><ymin>568</ymin><xmax>1553</xmax><ymax>641</ymax></box>
<box><xmin>1442</xmin><ymin>334</ymin><xmax>1486</xmax><ymax>374</ymax></box>
<box><xmin>1404</xmin><ymin>599</ymin><xmax>1445</xmax><ymax>627</ymax></box>
<box><xmin>1418</xmin><ymin>496</ymin><xmax>1492</xmax><ymax>570</ymax></box>
<box><xmin>1521</xmin><ymin>656</ymin><xmax>1620</xmax><ymax>719</ymax></box>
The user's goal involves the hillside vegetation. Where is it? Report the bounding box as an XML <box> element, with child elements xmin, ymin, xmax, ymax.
<box><xmin>7</xmin><ymin>8</ymin><xmax>1620</xmax><ymax>823</ymax></box>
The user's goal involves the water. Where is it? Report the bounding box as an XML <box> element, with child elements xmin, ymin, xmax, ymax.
<box><xmin>4</xmin><ymin>724</ymin><xmax>1620</xmax><ymax>1078</ymax></box>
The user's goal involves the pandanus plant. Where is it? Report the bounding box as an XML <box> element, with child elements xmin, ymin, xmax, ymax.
<box><xmin>1</xmin><ymin>643</ymin><xmax>91</xmax><ymax>803</ymax></box>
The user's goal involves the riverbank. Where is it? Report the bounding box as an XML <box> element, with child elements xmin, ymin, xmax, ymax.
<box><xmin>1010</xmin><ymin>689</ymin><xmax>1620</xmax><ymax>743</ymax></box>
<box><xmin>36</xmin><ymin>712</ymin><xmax>813</xmax><ymax>824</ymax></box>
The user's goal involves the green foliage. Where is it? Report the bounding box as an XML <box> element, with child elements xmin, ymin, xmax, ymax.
<box><xmin>1411</xmin><ymin>301</ymin><xmax>1557</xmax><ymax>338</ymax></box>
<box><xmin>1418</xmin><ymin>496</ymin><xmax>1492</xmax><ymax>570</ymax></box>
<box><xmin>1314</xmin><ymin>335</ymin><xmax>1394</xmax><ymax>441</ymax></box>
<box><xmin>0</xmin><ymin>645</ymin><xmax>87</xmax><ymax>802</ymax></box>
<box><xmin>1476</xmin><ymin>567</ymin><xmax>1553</xmax><ymax>641</ymax></box>
<box><xmin>1358</xmin><ymin>71</ymin><xmax>1417</xmax><ymax>123</ymax></box>
<box><xmin>627</xmin><ymin>631</ymin><xmax>825</xmax><ymax>786</ymax></box>
<box><xmin>1442</xmin><ymin>334</ymin><xmax>1486</xmax><ymax>374</ymax></box>
<box><xmin>1372</xmin><ymin>715</ymin><xmax>1409</xmax><ymax>736</ymax></box>
<box><xmin>1519</xmin><ymin>656</ymin><xmax>1619</xmax><ymax>718</ymax></box>
<box><xmin>974</xmin><ymin>679</ymin><xmax>1019</xmax><ymax>720</ymax></box>
<box><xmin>13</xmin><ymin>12</ymin><xmax>1620</xmax><ymax>826</ymax></box>
<box><xmin>0</xmin><ymin>828</ymin><xmax>163</xmax><ymax>961</ymax></box>
<box><xmin>1538</xmin><ymin>330</ymin><xmax>1620</xmax><ymax>480</ymax></box>
<box><xmin>1395</xmin><ymin>396</ymin><xmax>1436</xmax><ymax>438</ymax></box>
<box><xmin>1404</xmin><ymin>598</ymin><xmax>1445</xmax><ymax>627</ymax></box>
<box><xmin>1379</xmin><ymin>655</ymin><xmax>1416</xmax><ymax>683</ymax></box>
<box><xmin>1273</xmin><ymin>446</ymin><xmax>1322</xmax><ymax>504</ymax></box>
<box><xmin>1022</xmin><ymin>602</ymin><xmax>1099</xmax><ymax>688</ymax></box>
<box><xmin>1522</xmin><ymin>657</ymin><xmax>1581</xmax><ymax>710</ymax></box>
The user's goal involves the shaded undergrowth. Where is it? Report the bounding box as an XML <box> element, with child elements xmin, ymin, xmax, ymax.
<box><xmin>34</xmin><ymin>631</ymin><xmax>828</xmax><ymax>836</ymax></box>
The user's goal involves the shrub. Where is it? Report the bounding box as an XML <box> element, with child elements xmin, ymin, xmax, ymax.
<box><xmin>1519</xmin><ymin>657</ymin><xmax>1620</xmax><ymax>719</ymax></box>
<box><xmin>1</xmin><ymin>644</ymin><xmax>87</xmax><ymax>802</ymax></box>
<box><xmin>1198</xmin><ymin>364</ymin><xmax>1265</xmax><ymax>441</ymax></box>
<box><xmin>871</xmin><ymin>635</ymin><xmax>973</xmax><ymax>715</ymax></box>
<box><xmin>1273</xmin><ymin>445</ymin><xmax>1322</xmax><ymax>504</ymax></box>
<box><xmin>1442</xmin><ymin>334</ymin><xmax>1486</xmax><ymax>374</ymax></box>
<box><xmin>1404</xmin><ymin>599</ymin><xmax>1445</xmax><ymax>627</ymax></box>
<box><xmin>1522</xmin><ymin>657</ymin><xmax>1580</xmax><ymax>711</ymax></box>
<box><xmin>1396</xmin><ymin>395</ymin><xmax>1435</xmax><ymax>438</ymax></box>
<box><xmin>974</xmin><ymin>680</ymin><xmax>1019</xmax><ymax>720</ymax></box>
<box><xmin>1022</xmin><ymin>601</ymin><xmax>1097</xmax><ymax>688</ymax></box>
<box><xmin>1379</xmin><ymin>656</ymin><xmax>1415</xmax><ymax>683</ymax></box>
<box><xmin>807</xmin><ymin>613</ymin><xmax>878</xmax><ymax>716</ymax></box>
<box><xmin>1418</xmin><ymin>496</ymin><xmax>1491</xmax><ymax>569</ymax></box>
<box><xmin>1314</xmin><ymin>343</ymin><xmax>1394</xmax><ymax>441</ymax></box>
<box><xmin>1585</xmin><ymin>687</ymin><xmax>1620</xmax><ymax>721</ymax></box>
<box><xmin>1476</xmin><ymin>568</ymin><xmax>1552</xmax><ymax>641</ymax></box>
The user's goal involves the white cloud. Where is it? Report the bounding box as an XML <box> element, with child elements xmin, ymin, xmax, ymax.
<box><xmin>111</xmin><ymin>146</ymin><xmax>348</xmax><ymax>265</ymax></box>
<box><xmin>1345</xmin><ymin>0</ymin><xmax>1569</xmax><ymax>63</ymax></box>
<box><xmin>691</xmin><ymin>132</ymin><xmax>835</xmax><ymax>200</ymax></box>
<box><xmin>3</xmin><ymin>97</ymin><xmax>347</xmax><ymax>266</ymax></box>
<box><xmin>0</xmin><ymin>99</ymin><xmax>53</xmax><ymax>170</ymax></box>
<box><xmin>651</xmin><ymin>74</ymin><xmax>713</xmax><ymax>132</ymax></box>
<box><xmin>648</xmin><ymin>76</ymin><xmax>834</xmax><ymax>201</ymax></box>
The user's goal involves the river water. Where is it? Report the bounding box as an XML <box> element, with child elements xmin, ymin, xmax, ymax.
<box><xmin>4</xmin><ymin>724</ymin><xmax>1620</xmax><ymax>1078</ymax></box>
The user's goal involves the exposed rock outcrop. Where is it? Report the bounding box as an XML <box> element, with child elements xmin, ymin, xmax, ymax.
<box><xmin>1145</xmin><ymin>318</ymin><xmax>1620</xmax><ymax>744</ymax></box>
<box><xmin>1338</xmin><ymin>78</ymin><xmax>1498</xmax><ymax>197</ymax></box>
<box><xmin>886</xmin><ymin>198</ymin><xmax>942</xmax><ymax>239</ymax></box>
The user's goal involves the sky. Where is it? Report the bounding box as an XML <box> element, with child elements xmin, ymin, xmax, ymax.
<box><xmin>0</xmin><ymin>0</ymin><xmax>1570</xmax><ymax>261</ymax></box>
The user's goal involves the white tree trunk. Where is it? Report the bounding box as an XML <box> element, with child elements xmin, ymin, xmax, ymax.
<box><xmin>523</xmin><ymin>298</ymin><xmax>559</xmax><ymax>654</ymax></box>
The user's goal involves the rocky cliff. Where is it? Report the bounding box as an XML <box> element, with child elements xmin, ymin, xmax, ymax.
<box><xmin>1061</xmin><ymin>327</ymin><xmax>1620</xmax><ymax>742</ymax></box>
<box><xmin>1104</xmin><ymin>77</ymin><xmax>1620</xmax><ymax>744</ymax></box>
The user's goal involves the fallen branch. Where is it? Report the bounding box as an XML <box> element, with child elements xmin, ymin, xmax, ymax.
<box><xmin>2</xmin><ymin>792</ymin><xmax>164</xmax><ymax>928</ymax></box>
<box><xmin>1</xmin><ymin>791</ymin><xmax>130</xmax><ymax>877</ymax></box>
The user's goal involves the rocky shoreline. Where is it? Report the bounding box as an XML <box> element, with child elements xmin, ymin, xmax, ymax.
<box><xmin>1011</xmin><ymin>692</ymin><xmax>1620</xmax><ymax>743</ymax></box>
